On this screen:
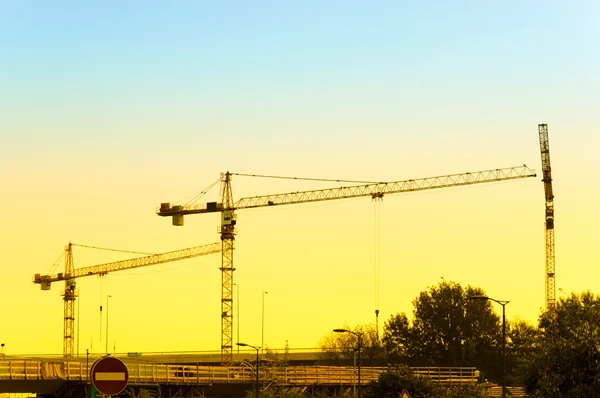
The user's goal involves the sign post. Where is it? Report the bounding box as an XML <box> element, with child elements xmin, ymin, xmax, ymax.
<box><xmin>90</xmin><ymin>356</ymin><xmax>129</xmax><ymax>396</ymax></box>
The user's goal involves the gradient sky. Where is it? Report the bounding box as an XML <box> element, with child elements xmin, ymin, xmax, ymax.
<box><xmin>1</xmin><ymin>1</ymin><xmax>599</xmax><ymax>356</ymax></box>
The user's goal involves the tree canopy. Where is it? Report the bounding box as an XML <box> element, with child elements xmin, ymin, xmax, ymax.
<box><xmin>319</xmin><ymin>280</ymin><xmax>538</xmax><ymax>388</ymax></box>
<box><xmin>524</xmin><ymin>291</ymin><xmax>600</xmax><ymax>397</ymax></box>
<box><xmin>409</xmin><ymin>281</ymin><xmax>500</xmax><ymax>369</ymax></box>
<box><xmin>363</xmin><ymin>365</ymin><xmax>488</xmax><ymax>398</ymax></box>
<box><xmin>318</xmin><ymin>324</ymin><xmax>384</xmax><ymax>366</ymax></box>
<box><xmin>380</xmin><ymin>280</ymin><xmax>503</xmax><ymax>381</ymax></box>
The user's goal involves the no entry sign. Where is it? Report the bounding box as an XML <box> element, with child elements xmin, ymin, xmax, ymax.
<box><xmin>90</xmin><ymin>356</ymin><xmax>129</xmax><ymax>396</ymax></box>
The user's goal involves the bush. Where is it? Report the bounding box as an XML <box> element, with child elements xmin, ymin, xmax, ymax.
<box><xmin>363</xmin><ymin>365</ymin><xmax>488</xmax><ymax>398</ymax></box>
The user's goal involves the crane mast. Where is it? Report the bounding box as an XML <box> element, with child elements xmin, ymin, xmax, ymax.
<box><xmin>158</xmin><ymin>165</ymin><xmax>536</xmax><ymax>362</ymax></box>
<box><xmin>34</xmin><ymin>241</ymin><xmax>221</xmax><ymax>357</ymax></box>
<box><xmin>63</xmin><ymin>244</ymin><xmax>76</xmax><ymax>358</ymax></box>
<box><xmin>538</xmin><ymin>124</ymin><xmax>556</xmax><ymax>310</ymax></box>
<box><xmin>219</xmin><ymin>173</ymin><xmax>236</xmax><ymax>360</ymax></box>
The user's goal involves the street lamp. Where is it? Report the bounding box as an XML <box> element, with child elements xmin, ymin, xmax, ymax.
<box><xmin>334</xmin><ymin>329</ymin><xmax>362</xmax><ymax>398</ymax></box>
<box><xmin>234</xmin><ymin>283</ymin><xmax>240</xmax><ymax>354</ymax></box>
<box><xmin>237</xmin><ymin>342</ymin><xmax>260</xmax><ymax>398</ymax></box>
<box><xmin>106</xmin><ymin>295</ymin><xmax>112</xmax><ymax>355</ymax></box>
<box><xmin>261</xmin><ymin>291</ymin><xmax>268</xmax><ymax>353</ymax></box>
<box><xmin>470</xmin><ymin>295</ymin><xmax>509</xmax><ymax>398</ymax></box>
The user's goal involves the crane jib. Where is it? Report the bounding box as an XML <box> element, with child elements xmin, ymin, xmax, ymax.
<box><xmin>158</xmin><ymin>165</ymin><xmax>536</xmax><ymax>216</ymax></box>
<box><xmin>33</xmin><ymin>242</ymin><xmax>222</xmax><ymax>285</ymax></box>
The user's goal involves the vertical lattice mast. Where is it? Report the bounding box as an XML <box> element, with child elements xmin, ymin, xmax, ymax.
<box><xmin>538</xmin><ymin>124</ymin><xmax>556</xmax><ymax>309</ymax></box>
<box><xmin>62</xmin><ymin>243</ymin><xmax>77</xmax><ymax>357</ymax></box>
<box><xmin>219</xmin><ymin>172</ymin><xmax>236</xmax><ymax>362</ymax></box>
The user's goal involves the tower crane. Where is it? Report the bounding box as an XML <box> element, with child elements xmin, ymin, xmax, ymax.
<box><xmin>33</xmin><ymin>241</ymin><xmax>222</xmax><ymax>358</ymax></box>
<box><xmin>538</xmin><ymin>123</ymin><xmax>556</xmax><ymax>309</ymax></box>
<box><xmin>158</xmin><ymin>165</ymin><xmax>537</xmax><ymax>362</ymax></box>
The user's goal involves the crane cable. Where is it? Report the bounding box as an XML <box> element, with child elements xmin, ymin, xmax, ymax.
<box><xmin>233</xmin><ymin>172</ymin><xmax>382</xmax><ymax>184</ymax></box>
<box><xmin>71</xmin><ymin>243</ymin><xmax>155</xmax><ymax>256</ymax></box>
<box><xmin>46</xmin><ymin>251</ymin><xmax>65</xmax><ymax>275</ymax></box>
<box><xmin>373</xmin><ymin>197</ymin><xmax>382</xmax><ymax>340</ymax></box>
<box><xmin>176</xmin><ymin>172</ymin><xmax>383</xmax><ymax>208</ymax></box>
<box><xmin>99</xmin><ymin>276</ymin><xmax>104</xmax><ymax>343</ymax></box>
<box><xmin>184</xmin><ymin>178</ymin><xmax>221</xmax><ymax>206</ymax></box>
<box><xmin>111</xmin><ymin>254</ymin><xmax>215</xmax><ymax>276</ymax></box>
<box><xmin>46</xmin><ymin>244</ymin><xmax>153</xmax><ymax>275</ymax></box>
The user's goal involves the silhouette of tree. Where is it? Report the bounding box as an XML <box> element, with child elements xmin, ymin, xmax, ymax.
<box><xmin>410</xmin><ymin>281</ymin><xmax>499</xmax><ymax>369</ymax></box>
<box><xmin>363</xmin><ymin>365</ymin><xmax>488</xmax><ymax>398</ymax></box>
<box><xmin>381</xmin><ymin>281</ymin><xmax>503</xmax><ymax>383</ymax></box>
<box><xmin>321</xmin><ymin>281</ymin><xmax>507</xmax><ymax>385</ymax></box>
<box><xmin>524</xmin><ymin>291</ymin><xmax>600</xmax><ymax>397</ymax></box>
<box><xmin>382</xmin><ymin>312</ymin><xmax>412</xmax><ymax>364</ymax></box>
<box><xmin>506</xmin><ymin>318</ymin><xmax>538</xmax><ymax>387</ymax></box>
<box><xmin>318</xmin><ymin>324</ymin><xmax>384</xmax><ymax>366</ymax></box>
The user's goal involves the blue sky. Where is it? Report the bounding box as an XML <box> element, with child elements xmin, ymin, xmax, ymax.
<box><xmin>2</xmin><ymin>2</ymin><xmax>598</xmax><ymax>143</ymax></box>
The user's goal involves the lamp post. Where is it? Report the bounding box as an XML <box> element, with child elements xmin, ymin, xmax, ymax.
<box><xmin>261</xmin><ymin>291</ymin><xmax>268</xmax><ymax>353</ymax></box>
<box><xmin>85</xmin><ymin>348</ymin><xmax>90</xmax><ymax>396</ymax></box>
<box><xmin>334</xmin><ymin>329</ymin><xmax>362</xmax><ymax>398</ymax></box>
<box><xmin>234</xmin><ymin>283</ymin><xmax>240</xmax><ymax>354</ymax></box>
<box><xmin>470</xmin><ymin>295</ymin><xmax>509</xmax><ymax>398</ymax></box>
<box><xmin>77</xmin><ymin>294</ymin><xmax>80</xmax><ymax>358</ymax></box>
<box><xmin>106</xmin><ymin>295</ymin><xmax>112</xmax><ymax>355</ymax></box>
<box><xmin>237</xmin><ymin>342</ymin><xmax>260</xmax><ymax>398</ymax></box>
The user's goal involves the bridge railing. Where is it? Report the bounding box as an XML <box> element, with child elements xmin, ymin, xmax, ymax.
<box><xmin>411</xmin><ymin>367</ymin><xmax>479</xmax><ymax>385</ymax></box>
<box><xmin>0</xmin><ymin>360</ymin><xmax>478</xmax><ymax>386</ymax></box>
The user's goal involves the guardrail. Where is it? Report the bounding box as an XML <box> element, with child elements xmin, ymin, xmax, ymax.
<box><xmin>0</xmin><ymin>360</ymin><xmax>478</xmax><ymax>386</ymax></box>
<box><xmin>411</xmin><ymin>367</ymin><xmax>480</xmax><ymax>385</ymax></box>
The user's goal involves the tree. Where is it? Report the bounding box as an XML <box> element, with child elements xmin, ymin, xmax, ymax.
<box><xmin>506</xmin><ymin>318</ymin><xmax>538</xmax><ymax>387</ymax></box>
<box><xmin>322</xmin><ymin>282</ymin><xmax>506</xmax><ymax>384</ymax></box>
<box><xmin>318</xmin><ymin>324</ymin><xmax>385</xmax><ymax>366</ymax></box>
<box><xmin>264</xmin><ymin>340</ymin><xmax>291</xmax><ymax>368</ymax></box>
<box><xmin>410</xmin><ymin>281</ymin><xmax>500</xmax><ymax>373</ymax></box>
<box><xmin>363</xmin><ymin>365</ymin><xmax>445</xmax><ymax>398</ymax></box>
<box><xmin>382</xmin><ymin>313</ymin><xmax>412</xmax><ymax>364</ymax></box>
<box><xmin>363</xmin><ymin>365</ymin><xmax>488</xmax><ymax>398</ymax></box>
<box><xmin>524</xmin><ymin>291</ymin><xmax>600</xmax><ymax>397</ymax></box>
<box><xmin>444</xmin><ymin>383</ymin><xmax>489</xmax><ymax>398</ymax></box>
<box><xmin>380</xmin><ymin>281</ymin><xmax>503</xmax><ymax>383</ymax></box>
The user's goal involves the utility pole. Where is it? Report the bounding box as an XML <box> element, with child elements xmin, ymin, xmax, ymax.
<box><xmin>262</xmin><ymin>291</ymin><xmax>268</xmax><ymax>353</ymax></box>
<box><xmin>234</xmin><ymin>283</ymin><xmax>240</xmax><ymax>354</ymax></box>
<box><xmin>106</xmin><ymin>295</ymin><xmax>112</xmax><ymax>354</ymax></box>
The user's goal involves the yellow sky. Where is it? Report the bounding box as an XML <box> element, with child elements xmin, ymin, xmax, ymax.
<box><xmin>2</xmin><ymin>122</ymin><xmax>598</xmax><ymax>356</ymax></box>
<box><xmin>1</xmin><ymin>2</ymin><xmax>599</xmax><ymax>357</ymax></box>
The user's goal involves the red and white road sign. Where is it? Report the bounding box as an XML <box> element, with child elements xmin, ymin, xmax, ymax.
<box><xmin>90</xmin><ymin>356</ymin><xmax>129</xmax><ymax>396</ymax></box>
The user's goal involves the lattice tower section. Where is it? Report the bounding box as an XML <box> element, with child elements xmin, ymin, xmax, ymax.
<box><xmin>219</xmin><ymin>172</ymin><xmax>236</xmax><ymax>362</ymax></box>
<box><xmin>61</xmin><ymin>243</ymin><xmax>77</xmax><ymax>357</ymax></box>
<box><xmin>538</xmin><ymin>123</ymin><xmax>556</xmax><ymax>310</ymax></box>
